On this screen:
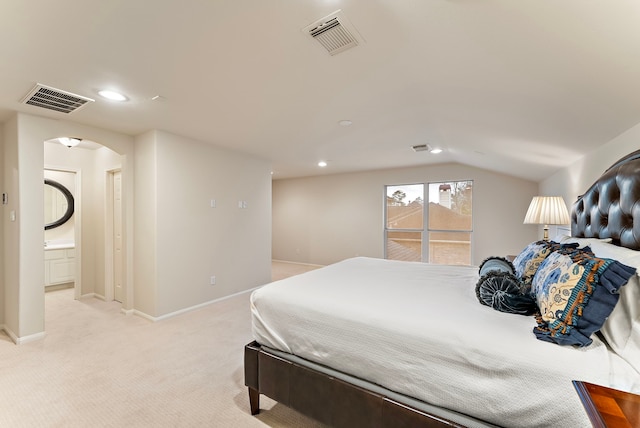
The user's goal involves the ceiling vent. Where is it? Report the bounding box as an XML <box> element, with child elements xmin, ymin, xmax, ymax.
<box><xmin>304</xmin><ymin>10</ymin><xmax>362</xmax><ymax>56</ymax></box>
<box><xmin>21</xmin><ymin>83</ymin><xmax>94</xmax><ymax>114</ymax></box>
<box><xmin>412</xmin><ymin>144</ymin><xmax>429</xmax><ymax>152</ymax></box>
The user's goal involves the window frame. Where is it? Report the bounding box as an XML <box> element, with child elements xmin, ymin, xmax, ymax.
<box><xmin>384</xmin><ymin>180</ymin><xmax>474</xmax><ymax>264</ymax></box>
<box><xmin>383</xmin><ymin>183</ymin><xmax>424</xmax><ymax>262</ymax></box>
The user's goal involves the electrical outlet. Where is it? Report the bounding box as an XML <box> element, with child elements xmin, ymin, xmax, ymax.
<box><xmin>210</xmin><ymin>276</ymin><xmax>216</xmax><ymax>285</ymax></box>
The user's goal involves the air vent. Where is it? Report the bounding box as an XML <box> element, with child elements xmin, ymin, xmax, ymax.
<box><xmin>304</xmin><ymin>10</ymin><xmax>362</xmax><ymax>56</ymax></box>
<box><xmin>412</xmin><ymin>144</ymin><xmax>429</xmax><ymax>152</ymax></box>
<box><xmin>21</xmin><ymin>83</ymin><xmax>94</xmax><ymax>114</ymax></box>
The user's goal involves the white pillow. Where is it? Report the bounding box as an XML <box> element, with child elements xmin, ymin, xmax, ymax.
<box><xmin>588</xmin><ymin>240</ymin><xmax>640</xmax><ymax>371</ymax></box>
<box><xmin>554</xmin><ymin>235</ymin><xmax>613</xmax><ymax>248</ymax></box>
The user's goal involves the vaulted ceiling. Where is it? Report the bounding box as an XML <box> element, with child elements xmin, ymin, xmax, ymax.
<box><xmin>2</xmin><ymin>1</ymin><xmax>639</xmax><ymax>181</ymax></box>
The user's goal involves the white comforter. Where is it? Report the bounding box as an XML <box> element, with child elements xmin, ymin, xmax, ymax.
<box><xmin>251</xmin><ymin>257</ymin><xmax>640</xmax><ymax>427</ymax></box>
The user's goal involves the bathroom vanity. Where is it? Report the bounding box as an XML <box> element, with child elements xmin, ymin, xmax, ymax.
<box><xmin>43</xmin><ymin>176</ymin><xmax>76</xmax><ymax>289</ymax></box>
<box><xmin>44</xmin><ymin>242</ymin><xmax>75</xmax><ymax>287</ymax></box>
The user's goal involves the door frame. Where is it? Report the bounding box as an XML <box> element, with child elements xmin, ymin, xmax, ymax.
<box><xmin>43</xmin><ymin>166</ymin><xmax>82</xmax><ymax>299</ymax></box>
<box><xmin>104</xmin><ymin>168</ymin><xmax>122</xmax><ymax>302</ymax></box>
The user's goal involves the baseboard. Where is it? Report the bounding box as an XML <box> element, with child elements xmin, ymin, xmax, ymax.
<box><xmin>272</xmin><ymin>259</ymin><xmax>325</xmax><ymax>268</ymax></box>
<box><xmin>92</xmin><ymin>293</ymin><xmax>106</xmax><ymax>301</ymax></box>
<box><xmin>2</xmin><ymin>325</ymin><xmax>46</xmax><ymax>345</ymax></box>
<box><xmin>133</xmin><ymin>288</ymin><xmax>255</xmax><ymax>322</ymax></box>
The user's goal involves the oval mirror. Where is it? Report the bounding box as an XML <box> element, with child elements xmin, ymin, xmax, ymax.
<box><xmin>44</xmin><ymin>179</ymin><xmax>74</xmax><ymax>230</ymax></box>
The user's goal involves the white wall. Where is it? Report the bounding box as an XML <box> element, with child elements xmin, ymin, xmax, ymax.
<box><xmin>540</xmin><ymin>122</ymin><xmax>640</xmax><ymax>207</ymax></box>
<box><xmin>136</xmin><ymin>130</ymin><xmax>272</xmax><ymax>318</ymax></box>
<box><xmin>273</xmin><ymin>163</ymin><xmax>539</xmax><ymax>266</ymax></box>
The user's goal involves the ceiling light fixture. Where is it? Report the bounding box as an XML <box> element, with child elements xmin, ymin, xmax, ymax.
<box><xmin>429</xmin><ymin>147</ymin><xmax>443</xmax><ymax>154</ymax></box>
<box><xmin>58</xmin><ymin>137</ymin><xmax>82</xmax><ymax>148</ymax></box>
<box><xmin>318</xmin><ymin>161</ymin><xmax>328</xmax><ymax>167</ymax></box>
<box><xmin>98</xmin><ymin>90</ymin><xmax>128</xmax><ymax>101</ymax></box>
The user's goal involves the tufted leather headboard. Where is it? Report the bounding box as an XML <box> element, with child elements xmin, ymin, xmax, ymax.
<box><xmin>571</xmin><ymin>149</ymin><xmax>640</xmax><ymax>250</ymax></box>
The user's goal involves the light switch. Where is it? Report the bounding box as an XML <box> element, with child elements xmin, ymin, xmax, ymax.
<box><xmin>210</xmin><ymin>199</ymin><xmax>216</xmax><ymax>208</ymax></box>
<box><xmin>10</xmin><ymin>210</ymin><xmax>16</xmax><ymax>221</ymax></box>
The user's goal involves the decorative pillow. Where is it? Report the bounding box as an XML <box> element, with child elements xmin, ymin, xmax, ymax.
<box><xmin>588</xmin><ymin>240</ymin><xmax>640</xmax><ymax>368</ymax></box>
<box><xmin>478</xmin><ymin>256</ymin><xmax>515</xmax><ymax>276</ymax></box>
<box><xmin>512</xmin><ymin>240</ymin><xmax>573</xmax><ymax>290</ymax></box>
<box><xmin>531</xmin><ymin>248</ymin><xmax>636</xmax><ymax>347</ymax></box>
<box><xmin>475</xmin><ymin>271</ymin><xmax>537</xmax><ymax>315</ymax></box>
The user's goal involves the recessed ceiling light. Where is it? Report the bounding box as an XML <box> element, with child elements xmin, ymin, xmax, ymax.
<box><xmin>98</xmin><ymin>90</ymin><xmax>128</xmax><ymax>101</ymax></box>
<box><xmin>318</xmin><ymin>161</ymin><xmax>328</xmax><ymax>167</ymax></box>
<box><xmin>430</xmin><ymin>147</ymin><xmax>443</xmax><ymax>154</ymax></box>
<box><xmin>338</xmin><ymin>120</ymin><xmax>352</xmax><ymax>126</ymax></box>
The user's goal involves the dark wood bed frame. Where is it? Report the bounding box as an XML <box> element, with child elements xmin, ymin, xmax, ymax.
<box><xmin>244</xmin><ymin>149</ymin><xmax>640</xmax><ymax>427</ymax></box>
<box><xmin>244</xmin><ymin>341</ymin><xmax>461</xmax><ymax>428</ymax></box>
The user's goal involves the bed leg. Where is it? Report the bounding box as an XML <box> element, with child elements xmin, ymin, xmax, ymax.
<box><xmin>248</xmin><ymin>387</ymin><xmax>260</xmax><ymax>415</ymax></box>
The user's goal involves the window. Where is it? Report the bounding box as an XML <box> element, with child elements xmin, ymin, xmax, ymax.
<box><xmin>427</xmin><ymin>181</ymin><xmax>473</xmax><ymax>265</ymax></box>
<box><xmin>384</xmin><ymin>181</ymin><xmax>472</xmax><ymax>265</ymax></box>
<box><xmin>385</xmin><ymin>184</ymin><xmax>424</xmax><ymax>262</ymax></box>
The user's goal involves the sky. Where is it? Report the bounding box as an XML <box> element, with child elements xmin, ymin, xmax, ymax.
<box><xmin>386</xmin><ymin>183</ymin><xmax>440</xmax><ymax>203</ymax></box>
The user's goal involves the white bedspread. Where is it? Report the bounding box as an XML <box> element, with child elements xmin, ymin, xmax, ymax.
<box><xmin>251</xmin><ymin>257</ymin><xmax>640</xmax><ymax>427</ymax></box>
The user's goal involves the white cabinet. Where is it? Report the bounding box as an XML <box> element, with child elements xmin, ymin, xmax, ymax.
<box><xmin>45</xmin><ymin>248</ymin><xmax>75</xmax><ymax>287</ymax></box>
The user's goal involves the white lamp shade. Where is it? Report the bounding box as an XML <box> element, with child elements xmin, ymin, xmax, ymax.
<box><xmin>523</xmin><ymin>196</ymin><xmax>570</xmax><ymax>225</ymax></box>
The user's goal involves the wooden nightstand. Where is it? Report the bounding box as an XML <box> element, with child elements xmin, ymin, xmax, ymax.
<box><xmin>573</xmin><ymin>380</ymin><xmax>640</xmax><ymax>427</ymax></box>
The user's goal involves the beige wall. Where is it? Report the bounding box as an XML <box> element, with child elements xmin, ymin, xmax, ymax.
<box><xmin>2</xmin><ymin>118</ymin><xmax>18</xmax><ymax>336</ymax></box>
<box><xmin>3</xmin><ymin>112</ymin><xmax>134</xmax><ymax>341</ymax></box>
<box><xmin>2</xmin><ymin>113</ymin><xmax>272</xmax><ymax>340</ymax></box>
<box><xmin>133</xmin><ymin>131</ymin><xmax>158</xmax><ymax>317</ymax></box>
<box><xmin>44</xmin><ymin>143</ymin><xmax>123</xmax><ymax>298</ymax></box>
<box><xmin>273</xmin><ymin>163</ymin><xmax>539</xmax><ymax>266</ymax></box>
<box><xmin>540</xmin><ymin>121</ymin><xmax>640</xmax><ymax>209</ymax></box>
<box><xmin>0</xmin><ymin>123</ymin><xmax>4</xmax><ymax>325</ymax></box>
<box><xmin>4</xmin><ymin>113</ymin><xmax>133</xmax><ymax>342</ymax></box>
<box><xmin>135</xmin><ymin>130</ymin><xmax>272</xmax><ymax>318</ymax></box>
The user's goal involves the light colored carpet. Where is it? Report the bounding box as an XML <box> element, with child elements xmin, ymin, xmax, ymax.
<box><xmin>0</xmin><ymin>262</ymin><xmax>327</xmax><ymax>427</ymax></box>
<box><xmin>270</xmin><ymin>261</ymin><xmax>322</xmax><ymax>282</ymax></box>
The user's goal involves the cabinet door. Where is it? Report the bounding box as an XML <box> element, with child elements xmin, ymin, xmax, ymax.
<box><xmin>45</xmin><ymin>249</ymin><xmax>75</xmax><ymax>286</ymax></box>
<box><xmin>49</xmin><ymin>258</ymin><xmax>75</xmax><ymax>284</ymax></box>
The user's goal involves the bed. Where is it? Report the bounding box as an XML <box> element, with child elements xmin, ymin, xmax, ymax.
<box><xmin>244</xmin><ymin>149</ymin><xmax>640</xmax><ymax>427</ymax></box>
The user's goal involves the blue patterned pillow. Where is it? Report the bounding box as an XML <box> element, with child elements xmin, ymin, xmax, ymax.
<box><xmin>512</xmin><ymin>241</ymin><xmax>567</xmax><ymax>290</ymax></box>
<box><xmin>531</xmin><ymin>248</ymin><xmax>636</xmax><ymax>346</ymax></box>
